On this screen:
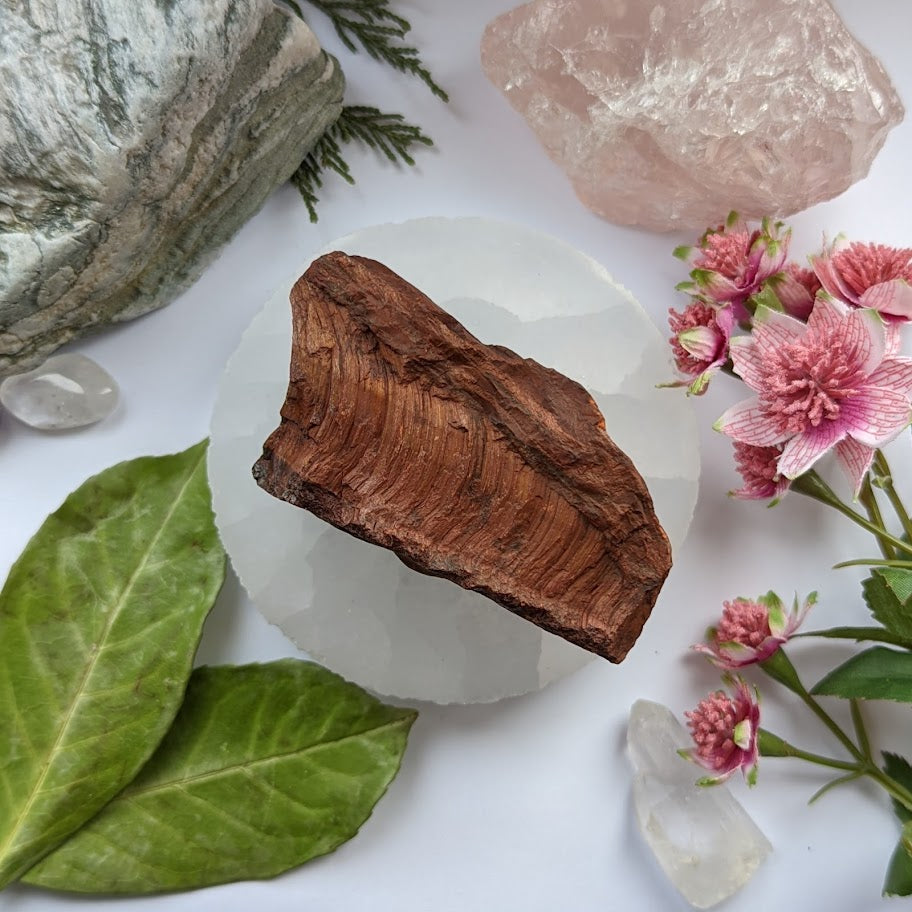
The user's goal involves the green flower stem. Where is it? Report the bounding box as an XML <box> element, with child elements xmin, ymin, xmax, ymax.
<box><xmin>849</xmin><ymin>699</ymin><xmax>873</xmax><ymax>762</ymax></box>
<box><xmin>758</xmin><ymin>730</ymin><xmax>912</xmax><ymax>813</ymax></box>
<box><xmin>791</xmin><ymin>471</ymin><xmax>912</xmax><ymax>558</ymax></box>
<box><xmin>758</xmin><ymin>729</ymin><xmax>858</xmax><ymax>771</ymax></box>
<box><xmin>760</xmin><ymin>650</ymin><xmax>864</xmax><ymax>762</ymax></box>
<box><xmin>859</xmin><ymin>476</ymin><xmax>895</xmax><ymax>559</ymax></box>
<box><xmin>873</xmin><ymin>450</ymin><xmax>912</xmax><ymax>542</ymax></box>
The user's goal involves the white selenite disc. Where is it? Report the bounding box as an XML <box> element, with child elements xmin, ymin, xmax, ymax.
<box><xmin>208</xmin><ymin>218</ymin><xmax>699</xmax><ymax>703</ymax></box>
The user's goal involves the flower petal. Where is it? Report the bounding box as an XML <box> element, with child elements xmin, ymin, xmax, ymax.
<box><xmin>811</xmin><ymin>244</ymin><xmax>858</xmax><ymax>305</ymax></box>
<box><xmin>728</xmin><ymin>337</ymin><xmax>766</xmax><ymax>390</ymax></box>
<box><xmin>752</xmin><ymin>304</ymin><xmax>806</xmax><ymax>350</ymax></box>
<box><xmin>842</xmin><ymin>387</ymin><xmax>912</xmax><ymax>447</ymax></box>
<box><xmin>886</xmin><ymin>321</ymin><xmax>903</xmax><ymax>357</ymax></box>
<box><xmin>866</xmin><ymin>356</ymin><xmax>912</xmax><ymax>396</ymax></box>
<box><xmin>834</xmin><ymin>437</ymin><xmax>875</xmax><ymax>497</ymax></box>
<box><xmin>679</xmin><ymin>325</ymin><xmax>720</xmax><ymax>360</ymax></box>
<box><xmin>773</xmin><ymin>271</ymin><xmax>815</xmax><ymax>320</ymax></box>
<box><xmin>860</xmin><ymin>280</ymin><xmax>912</xmax><ymax>319</ymax></box>
<box><xmin>778</xmin><ymin>422</ymin><xmax>846</xmax><ymax>478</ymax></box>
<box><xmin>806</xmin><ymin>293</ymin><xmax>850</xmax><ymax>335</ymax></box>
<box><xmin>715</xmin><ymin>399</ymin><xmax>791</xmax><ymax>446</ymax></box>
<box><xmin>843</xmin><ymin>308</ymin><xmax>886</xmax><ymax>378</ymax></box>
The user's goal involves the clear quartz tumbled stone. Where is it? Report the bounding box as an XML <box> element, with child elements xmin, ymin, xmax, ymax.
<box><xmin>0</xmin><ymin>353</ymin><xmax>119</xmax><ymax>430</ymax></box>
<box><xmin>627</xmin><ymin>700</ymin><xmax>772</xmax><ymax>909</ymax></box>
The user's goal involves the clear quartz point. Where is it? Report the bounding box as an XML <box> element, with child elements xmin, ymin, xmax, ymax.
<box><xmin>0</xmin><ymin>353</ymin><xmax>119</xmax><ymax>430</ymax></box>
<box><xmin>627</xmin><ymin>699</ymin><xmax>772</xmax><ymax>909</ymax></box>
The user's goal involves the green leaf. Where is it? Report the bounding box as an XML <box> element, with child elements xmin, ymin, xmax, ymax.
<box><xmin>0</xmin><ymin>442</ymin><xmax>225</xmax><ymax>887</ymax></box>
<box><xmin>23</xmin><ymin>661</ymin><xmax>417</xmax><ymax>893</ymax></box>
<box><xmin>864</xmin><ymin>569</ymin><xmax>912</xmax><ymax>641</ymax></box>
<box><xmin>811</xmin><ymin>647</ymin><xmax>912</xmax><ymax>702</ymax></box>
<box><xmin>884</xmin><ymin>824</ymin><xmax>912</xmax><ymax>897</ymax></box>
<box><xmin>883</xmin><ymin>753</ymin><xmax>912</xmax><ymax>824</ymax></box>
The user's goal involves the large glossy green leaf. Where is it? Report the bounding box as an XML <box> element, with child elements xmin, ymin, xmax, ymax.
<box><xmin>24</xmin><ymin>660</ymin><xmax>417</xmax><ymax>893</ymax></box>
<box><xmin>811</xmin><ymin>647</ymin><xmax>912</xmax><ymax>703</ymax></box>
<box><xmin>0</xmin><ymin>442</ymin><xmax>225</xmax><ymax>887</ymax></box>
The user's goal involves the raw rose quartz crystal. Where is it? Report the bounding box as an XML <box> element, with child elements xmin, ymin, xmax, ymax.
<box><xmin>481</xmin><ymin>0</ymin><xmax>904</xmax><ymax>232</ymax></box>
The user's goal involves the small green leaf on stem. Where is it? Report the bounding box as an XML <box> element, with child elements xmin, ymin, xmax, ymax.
<box><xmin>23</xmin><ymin>661</ymin><xmax>417</xmax><ymax>894</ymax></box>
<box><xmin>884</xmin><ymin>825</ymin><xmax>912</xmax><ymax>897</ymax></box>
<box><xmin>808</xmin><ymin>772</ymin><xmax>861</xmax><ymax>804</ymax></box>
<box><xmin>812</xmin><ymin>647</ymin><xmax>912</xmax><ymax>703</ymax></box>
<box><xmin>884</xmin><ymin>753</ymin><xmax>912</xmax><ymax>824</ymax></box>
<box><xmin>864</xmin><ymin>568</ymin><xmax>912</xmax><ymax>641</ymax></box>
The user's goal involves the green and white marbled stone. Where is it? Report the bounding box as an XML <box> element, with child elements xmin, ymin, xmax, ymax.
<box><xmin>0</xmin><ymin>0</ymin><xmax>344</xmax><ymax>375</ymax></box>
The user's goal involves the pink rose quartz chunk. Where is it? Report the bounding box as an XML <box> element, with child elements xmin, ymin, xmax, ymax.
<box><xmin>481</xmin><ymin>0</ymin><xmax>904</xmax><ymax>232</ymax></box>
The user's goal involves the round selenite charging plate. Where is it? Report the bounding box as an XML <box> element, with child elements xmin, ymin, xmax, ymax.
<box><xmin>208</xmin><ymin>218</ymin><xmax>699</xmax><ymax>703</ymax></box>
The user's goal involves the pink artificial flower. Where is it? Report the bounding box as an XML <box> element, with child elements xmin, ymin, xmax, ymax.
<box><xmin>682</xmin><ymin>675</ymin><xmax>761</xmax><ymax>786</ymax></box>
<box><xmin>715</xmin><ymin>297</ymin><xmax>912</xmax><ymax>493</ymax></box>
<box><xmin>693</xmin><ymin>591</ymin><xmax>815</xmax><ymax>669</ymax></box>
<box><xmin>667</xmin><ymin>301</ymin><xmax>735</xmax><ymax>394</ymax></box>
<box><xmin>731</xmin><ymin>441</ymin><xmax>789</xmax><ymax>501</ymax></box>
<box><xmin>812</xmin><ymin>239</ymin><xmax>912</xmax><ymax>322</ymax></box>
<box><xmin>677</xmin><ymin>214</ymin><xmax>790</xmax><ymax>313</ymax></box>
<box><xmin>769</xmin><ymin>263</ymin><xmax>821</xmax><ymax>322</ymax></box>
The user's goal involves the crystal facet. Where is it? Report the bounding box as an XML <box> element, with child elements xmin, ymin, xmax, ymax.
<box><xmin>481</xmin><ymin>0</ymin><xmax>904</xmax><ymax>232</ymax></box>
<box><xmin>0</xmin><ymin>354</ymin><xmax>119</xmax><ymax>430</ymax></box>
<box><xmin>628</xmin><ymin>700</ymin><xmax>772</xmax><ymax>909</ymax></box>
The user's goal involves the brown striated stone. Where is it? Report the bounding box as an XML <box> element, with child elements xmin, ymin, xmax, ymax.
<box><xmin>253</xmin><ymin>253</ymin><xmax>671</xmax><ymax>661</ymax></box>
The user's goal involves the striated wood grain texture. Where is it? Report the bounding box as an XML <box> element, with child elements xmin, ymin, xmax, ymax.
<box><xmin>253</xmin><ymin>253</ymin><xmax>671</xmax><ymax>661</ymax></box>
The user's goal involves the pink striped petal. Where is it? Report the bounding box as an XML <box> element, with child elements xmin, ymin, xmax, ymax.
<box><xmin>715</xmin><ymin>398</ymin><xmax>791</xmax><ymax>445</ymax></box>
<box><xmin>867</xmin><ymin>357</ymin><xmax>912</xmax><ymax>396</ymax></box>
<box><xmin>886</xmin><ymin>321</ymin><xmax>903</xmax><ymax>356</ymax></box>
<box><xmin>843</xmin><ymin>308</ymin><xmax>885</xmax><ymax>377</ymax></box>
<box><xmin>728</xmin><ymin>337</ymin><xmax>766</xmax><ymax>391</ymax></box>
<box><xmin>834</xmin><ymin>437</ymin><xmax>875</xmax><ymax>498</ymax></box>
<box><xmin>752</xmin><ymin>305</ymin><xmax>806</xmax><ymax>350</ymax></box>
<box><xmin>860</xmin><ymin>280</ymin><xmax>912</xmax><ymax>319</ymax></box>
<box><xmin>778</xmin><ymin>422</ymin><xmax>845</xmax><ymax>478</ymax></box>
<box><xmin>810</xmin><ymin>249</ymin><xmax>858</xmax><ymax>305</ymax></box>
<box><xmin>807</xmin><ymin>293</ymin><xmax>850</xmax><ymax>335</ymax></box>
<box><xmin>842</xmin><ymin>387</ymin><xmax>912</xmax><ymax>446</ymax></box>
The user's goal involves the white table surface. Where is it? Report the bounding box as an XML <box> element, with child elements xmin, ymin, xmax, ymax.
<box><xmin>2</xmin><ymin>1</ymin><xmax>911</xmax><ymax>910</ymax></box>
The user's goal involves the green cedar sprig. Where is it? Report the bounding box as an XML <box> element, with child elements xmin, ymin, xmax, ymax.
<box><xmin>286</xmin><ymin>0</ymin><xmax>448</xmax><ymax>101</ymax></box>
<box><xmin>291</xmin><ymin>105</ymin><xmax>434</xmax><ymax>222</ymax></box>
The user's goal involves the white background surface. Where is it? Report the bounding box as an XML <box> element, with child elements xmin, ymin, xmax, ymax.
<box><xmin>1</xmin><ymin>1</ymin><xmax>911</xmax><ymax>910</ymax></box>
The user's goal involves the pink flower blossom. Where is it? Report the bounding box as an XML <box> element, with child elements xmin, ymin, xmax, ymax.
<box><xmin>769</xmin><ymin>263</ymin><xmax>821</xmax><ymax>321</ymax></box>
<box><xmin>677</xmin><ymin>214</ymin><xmax>790</xmax><ymax>312</ymax></box>
<box><xmin>812</xmin><ymin>239</ymin><xmax>912</xmax><ymax>322</ymax></box>
<box><xmin>667</xmin><ymin>301</ymin><xmax>735</xmax><ymax>394</ymax></box>
<box><xmin>715</xmin><ymin>297</ymin><xmax>912</xmax><ymax>491</ymax></box>
<box><xmin>682</xmin><ymin>675</ymin><xmax>761</xmax><ymax>786</ymax></box>
<box><xmin>693</xmin><ymin>592</ymin><xmax>815</xmax><ymax>668</ymax></box>
<box><xmin>731</xmin><ymin>441</ymin><xmax>789</xmax><ymax>501</ymax></box>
